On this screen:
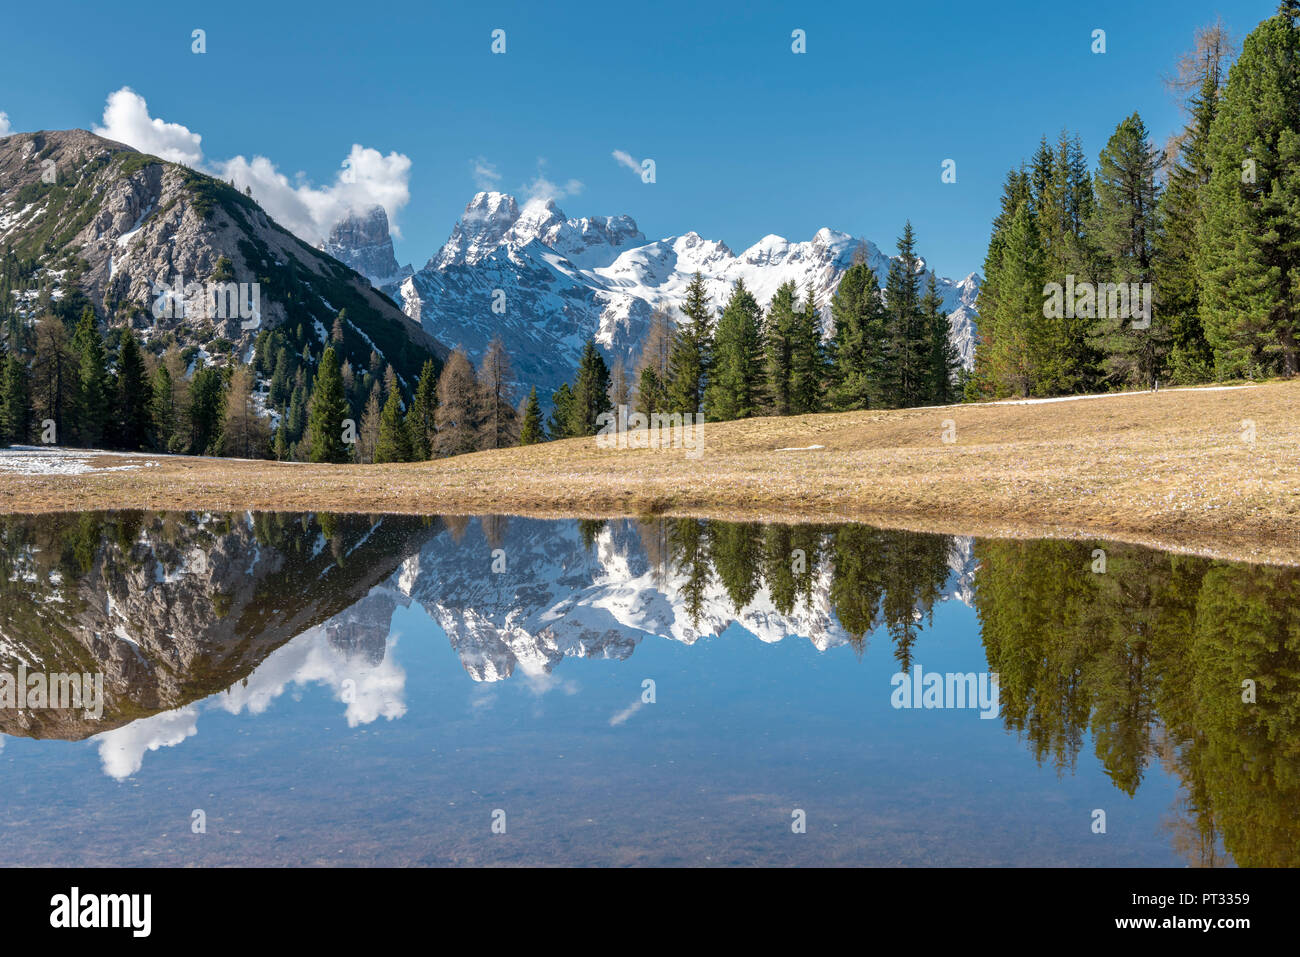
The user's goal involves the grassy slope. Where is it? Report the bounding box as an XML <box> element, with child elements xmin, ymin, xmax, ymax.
<box><xmin>4</xmin><ymin>380</ymin><xmax>1299</xmax><ymax>564</ymax></box>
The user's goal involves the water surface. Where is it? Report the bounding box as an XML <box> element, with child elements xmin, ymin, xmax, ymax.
<box><xmin>0</xmin><ymin>511</ymin><xmax>1294</xmax><ymax>866</ymax></box>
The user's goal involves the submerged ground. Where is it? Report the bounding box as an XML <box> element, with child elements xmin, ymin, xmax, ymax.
<box><xmin>1</xmin><ymin>380</ymin><xmax>1297</xmax><ymax>565</ymax></box>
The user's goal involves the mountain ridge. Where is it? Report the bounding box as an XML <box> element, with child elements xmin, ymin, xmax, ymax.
<box><xmin>337</xmin><ymin>190</ymin><xmax>981</xmax><ymax>399</ymax></box>
<box><xmin>0</xmin><ymin>129</ymin><xmax>442</xmax><ymax>387</ymax></box>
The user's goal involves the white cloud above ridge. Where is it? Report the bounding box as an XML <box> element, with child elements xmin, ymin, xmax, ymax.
<box><xmin>94</xmin><ymin>88</ymin><xmax>202</xmax><ymax>165</ymax></box>
<box><xmin>92</xmin><ymin>87</ymin><xmax>411</xmax><ymax>245</ymax></box>
<box><xmin>521</xmin><ymin>156</ymin><xmax>583</xmax><ymax>206</ymax></box>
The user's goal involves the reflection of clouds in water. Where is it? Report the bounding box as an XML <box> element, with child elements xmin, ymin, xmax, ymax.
<box><xmin>96</xmin><ymin>706</ymin><xmax>199</xmax><ymax>779</ymax></box>
<box><xmin>469</xmin><ymin>661</ymin><xmax>576</xmax><ymax>718</ymax></box>
<box><xmin>517</xmin><ymin>660</ymin><xmax>578</xmax><ymax>698</ymax></box>
<box><xmin>90</xmin><ymin>626</ymin><xmax>406</xmax><ymax>779</ymax></box>
<box><xmin>608</xmin><ymin>699</ymin><xmax>643</xmax><ymax>727</ymax></box>
<box><xmin>215</xmin><ymin>625</ymin><xmax>406</xmax><ymax>727</ymax></box>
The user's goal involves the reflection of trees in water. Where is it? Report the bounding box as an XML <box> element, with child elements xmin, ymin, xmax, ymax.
<box><xmin>647</xmin><ymin>518</ymin><xmax>955</xmax><ymax>667</ymax></box>
<box><xmin>7</xmin><ymin>511</ymin><xmax>1294</xmax><ymax>865</ymax></box>
<box><xmin>974</xmin><ymin>539</ymin><xmax>1300</xmax><ymax>867</ymax></box>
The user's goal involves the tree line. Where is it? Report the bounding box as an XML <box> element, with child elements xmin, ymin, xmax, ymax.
<box><xmin>540</xmin><ymin>224</ymin><xmax>960</xmax><ymax>444</ymax></box>
<box><xmin>973</xmin><ymin>4</ymin><xmax>1300</xmax><ymax>398</ymax></box>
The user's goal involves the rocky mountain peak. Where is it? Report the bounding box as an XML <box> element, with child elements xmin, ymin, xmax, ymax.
<box><xmin>318</xmin><ymin>205</ymin><xmax>412</xmax><ymax>289</ymax></box>
<box><xmin>431</xmin><ymin>190</ymin><xmax>521</xmax><ymax>269</ymax></box>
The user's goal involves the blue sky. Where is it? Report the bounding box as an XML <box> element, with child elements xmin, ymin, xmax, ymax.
<box><xmin>0</xmin><ymin>0</ymin><xmax>1283</xmax><ymax>278</ymax></box>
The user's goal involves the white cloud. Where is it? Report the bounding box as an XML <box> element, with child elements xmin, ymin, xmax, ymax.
<box><xmin>92</xmin><ymin>87</ymin><xmax>411</xmax><ymax>245</ymax></box>
<box><xmin>523</xmin><ymin>167</ymin><xmax>583</xmax><ymax>205</ymax></box>
<box><xmin>471</xmin><ymin>156</ymin><xmax>501</xmax><ymax>190</ymax></box>
<box><xmin>0</xmin><ymin>112</ymin><xmax>11</xmax><ymax>137</ymax></box>
<box><xmin>218</xmin><ymin>144</ymin><xmax>412</xmax><ymax>244</ymax></box>
<box><xmin>612</xmin><ymin>149</ymin><xmax>641</xmax><ymax>174</ymax></box>
<box><xmin>94</xmin><ymin>88</ymin><xmax>203</xmax><ymax>166</ymax></box>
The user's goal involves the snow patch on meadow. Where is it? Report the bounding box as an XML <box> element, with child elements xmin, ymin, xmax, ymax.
<box><xmin>0</xmin><ymin>446</ymin><xmax>160</xmax><ymax>476</ymax></box>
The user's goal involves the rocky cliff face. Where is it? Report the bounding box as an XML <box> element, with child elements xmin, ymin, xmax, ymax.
<box><xmin>382</xmin><ymin>191</ymin><xmax>980</xmax><ymax>399</ymax></box>
<box><xmin>318</xmin><ymin>205</ymin><xmax>412</xmax><ymax>290</ymax></box>
<box><xmin>0</xmin><ymin>130</ymin><xmax>441</xmax><ymax>382</ymax></box>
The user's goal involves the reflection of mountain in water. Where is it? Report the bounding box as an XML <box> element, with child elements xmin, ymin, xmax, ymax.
<box><xmin>0</xmin><ymin>512</ymin><xmax>974</xmax><ymax>736</ymax></box>
<box><xmin>3</xmin><ymin>511</ymin><xmax>1298</xmax><ymax>866</ymax></box>
<box><xmin>398</xmin><ymin>517</ymin><xmax>975</xmax><ymax>682</ymax></box>
<box><xmin>0</xmin><ymin>511</ymin><xmax>438</xmax><ymax>739</ymax></box>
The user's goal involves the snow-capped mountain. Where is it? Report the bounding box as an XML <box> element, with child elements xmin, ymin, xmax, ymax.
<box><xmin>373</xmin><ymin>191</ymin><xmax>981</xmax><ymax>399</ymax></box>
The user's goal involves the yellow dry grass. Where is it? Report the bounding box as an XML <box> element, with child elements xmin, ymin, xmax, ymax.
<box><xmin>3</xmin><ymin>381</ymin><xmax>1298</xmax><ymax>564</ymax></box>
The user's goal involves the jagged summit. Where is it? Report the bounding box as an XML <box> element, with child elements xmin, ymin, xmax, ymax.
<box><xmin>318</xmin><ymin>205</ymin><xmax>412</xmax><ymax>289</ymax></box>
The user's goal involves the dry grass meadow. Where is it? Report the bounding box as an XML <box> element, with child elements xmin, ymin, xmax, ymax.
<box><xmin>3</xmin><ymin>380</ymin><xmax>1298</xmax><ymax>564</ymax></box>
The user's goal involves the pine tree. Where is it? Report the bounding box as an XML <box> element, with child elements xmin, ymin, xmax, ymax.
<box><xmin>665</xmin><ymin>273</ymin><xmax>713</xmax><ymax>415</ymax></box>
<box><xmin>971</xmin><ymin>168</ymin><xmax>1033</xmax><ymax>398</ymax></box>
<box><xmin>284</xmin><ymin>383</ymin><xmax>307</xmax><ymax>450</ymax></box>
<box><xmin>922</xmin><ymin>274</ymin><xmax>959</xmax><ymax>404</ymax></box>
<box><xmin>374</xmin><ymin>386</ymin><xmax>412</xmax><ymax>462</ymax></box>
<box><xmin>704</xmin><ymin>279</ymin><xmax>763</xmax><ymax>421</ymax></box>
<box><xmin>518</xmin><ymin>386</ymin><xmax>546</xmax><ymax>445</ymax></box>
<box><xmin>405</xmin><ymin>357</ymin><xmax>438</xmax><ymax>460</ymax></box>
<box><xmin>984</xmin><ymin>202</ymin><xmax>1048</xmax><ymax>397</ymax></box>
<box><xmin>1158</xmin><ymin>66</ymin><xmax>1221</xmax><ymax>384</ymax></box>
<box><xmin>307</xmin><ymin>345</ymin><xmax>351</xmax><ymax>463</ymax></box>
<box><xmin>549</xmin><ymin>383</ymin><xmax>575</xmax><ymax>439</ymax></box>
<box><xmin>636</xmin><ymin>365</ymin><xmax>667</xmax><ymax>417</ymax></box>
<box><xmin>111</xmin><ymin>328</ymin><xmax>151</xmax><ymax>450</ymax></box>
<box><xmin>829</xmin><ymin>262</ymin><xmax>887</xmax><ymax>410</ymax></box>
<box><xmin>149</xmin><ymin>363</ymin><xmax>173</xmax><ymax>452</ymax></box>
<box><xmin>1199</xmin><ymin>2</ymin><xmax>1300</xmax><ymax>378</ymax></box>
<box><xmin>269</xmin><ymin>347</ymin><xmax>291</xmax><ymax>407</ymax></box>
<box><xmin>1</xmin><ymin>354</ymin><xmax>28</xmax><ymax>445</ymax></box>
<box><xmin>273</xmin><ymin>423</ymin><xmax>290</xmax><ymax>461</ymax></box>
<box><xmin>434</xmin><ymin>348</ymin><xmax>479</xmax><ymax>456</ymax></box>
<box><xmin>789</xmin><ymin>284</ymin><xmax>825</xmax><ymax>414</ymax></box>
<box><xmin>1034</xmin><ymin>131</ymin><xmax>1103</xmax><ymax>393</ymax></box>
<box><xmin>1089</xmin><ymin>113</ymin><xmax>1164</xmax><ymax>387</ymax></box>
<box><xmin>71</xmin><ymin>308</ymin><xmax>107</xmax><ymax>447</ymax></box>
<box><xmin>763</xmin><ymin>280</ymin><xmax>799</xmax><ymax>415</ymax></box>
<box><xmin>883</xmin><ymin>222</ymin><xmax>930</xmax><ymax>407</ymax></box>
<box><xmin>568</xmin><ymin>339</ymin><xmax>612</xmax><ymax>436</ymax></box>
<box><xmin>188</xmin><ymin>363</ymin><xmax>226</xmax><ymax>455</ymax></box>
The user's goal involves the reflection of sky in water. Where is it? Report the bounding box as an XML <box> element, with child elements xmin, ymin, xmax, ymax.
<box><xmin>93</xmin><ymin>620</ymin><xmax>409</xmax><ymax>780</ymax></box>
<box><xmin>0</xmin><ymin>572</ymin><xmax>1187</xmax><ymax>866</ymax></box>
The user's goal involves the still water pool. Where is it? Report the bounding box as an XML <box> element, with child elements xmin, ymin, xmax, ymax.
<box><xmin>0</xmin><ymin>511</ymin><xmax>1294</xmax><ymax>866</ymax></box>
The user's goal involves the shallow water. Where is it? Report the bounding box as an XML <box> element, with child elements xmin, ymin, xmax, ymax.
<box><xmin>0</xmin><ymin>511</ymin><xmax>1294</xmax><ymax>866</ymax></box>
